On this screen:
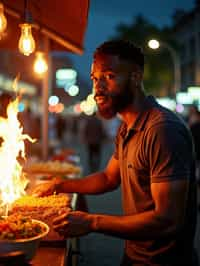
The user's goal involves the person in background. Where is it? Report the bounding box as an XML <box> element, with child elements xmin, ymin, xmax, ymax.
<box><xmin>82</xmin><ymin>113</ymin><xmax>106</xmax><ymax>172</ymax></box>
<box><xmin>0</xmin><ymin>92</ymin><xmax>14</xmax><ymax>146</ymax></box>
<box><xmin>56</xmin><ymin>114</ymin><xmax>66</xmax><ymax>141</ymax></box>
<box><xmin>0</xmin><ymin>92</ymin><xmax>13</xmax><ymax>118</ymax></box>
<box><xmin>18</xmin><ymin>107</ymin><xmax>39</xmax><ymax>156</ymax></box>
<box><xmin>32</xmin><ymin>40</ymin><xmax>197</xmax><ymax>265</ymax></box>
<box><xmin>188</xmin><ymin>105</ymin><xmax>200</xmax><ymax>193</ymax></box>
<box><xmin>188</xmin><ymin>105</ymin><xmax>200</xmax><ymax>127</ymax></box>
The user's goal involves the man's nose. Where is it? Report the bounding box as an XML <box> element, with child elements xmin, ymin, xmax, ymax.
<box><xmin>94</xmin><ymin>78</ymin><xmax>107</xmax><ymax>92</ymax></box>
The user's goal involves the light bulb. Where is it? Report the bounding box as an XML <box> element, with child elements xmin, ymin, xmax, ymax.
<box><xmin>148</xmin><ymin>39</ymin><xmax>160</xmax><ymax>49</ymax></box>
<box><xmin>34</xmin><ymin>51</ymin><xmax>48</xmax><ymax>74</ymax></box>
<box><xmin>18</xmin><ymin>23</ymin><xmax>35</xmax><ymax>56</ymax></box>
<box><xmin>0</xmin><ymin>3</ymin><xmax>7</xmax><ymax>34</ymax></box>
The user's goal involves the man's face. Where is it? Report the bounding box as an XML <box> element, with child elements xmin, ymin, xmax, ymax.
<box><xmin>91</xmin><ymin>54</ymin><xmax>134</xmax><ymax>119</ymax></box>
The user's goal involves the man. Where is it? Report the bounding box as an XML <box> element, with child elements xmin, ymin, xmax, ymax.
<box><xmin>32</xmin><ymin>40</ymin><xmax>197</xmax><ymax>265</ymax></box>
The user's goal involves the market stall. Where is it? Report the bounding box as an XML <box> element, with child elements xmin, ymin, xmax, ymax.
<box><xmin>31</xmin><ymin>193</ymin><xmax>79</xmax><ymax>266</ymax></box>
<box><xmin>0</xmin><ymin>168</ymin><xmax>81</xmax><ymax>266</ymax></box>
<box><xmin>0</xmin><ymin>0</ymin><xmax>89</xmax><ymax>160</ymax></box>
<box><xmin>0</xmin><ymin>193</ymin><xmax>79</xmax><ymax>266</ymax></box>
<box><xmin>0</xmin><ymin>96</ymin><xmax>82</xmax><ymax>265</ymax></box>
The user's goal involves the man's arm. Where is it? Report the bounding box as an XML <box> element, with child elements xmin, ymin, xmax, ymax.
<box><xmin>57</xmin><ymin>155</ymin><xmax>121</xmax><ymax>194</ymax></box>
<box><xmin>32</xmin><ymin>155</ymin><xmax>121</xmax><ymax>196</ymax></box>
<box><xmin>87</xmin><ymin>179</ymin><xmax>189</xmax><ymax>239</ymax></box>
<box><xmin>54</xmin><ymin>178</ymin><xmax>189</xmax><ymax>239</ymax></box>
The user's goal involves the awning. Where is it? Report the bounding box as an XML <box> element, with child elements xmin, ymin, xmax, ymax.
<box><xmin>0</xmin><ymin>0</ymin><xmax>90</xmax><ymax>54</ymax></box>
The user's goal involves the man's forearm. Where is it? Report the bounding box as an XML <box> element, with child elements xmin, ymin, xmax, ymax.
<box><xmin>88</xmin><ymin>210</ymin><xmax>176</xmax><ymax>240</ymax></box>
<box><xmin>55</xmin><ymin>172</ymin><xmax>118</xmax><ymax>195</ymax></box>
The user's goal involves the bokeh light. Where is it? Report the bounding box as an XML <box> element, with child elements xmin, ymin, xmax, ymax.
<box><xmin>68</xmin><ymin>85</ymin><xmax>79</xmax><ymax>96</ymax></box>
<box><xmin>49</xmin><ymin>95</ymin><xmax>59</xmax><ymax>106</ymax></box>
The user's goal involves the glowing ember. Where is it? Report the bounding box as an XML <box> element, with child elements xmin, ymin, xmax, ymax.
<box><xmin>0</xmin><ymin>97</ymin><xmax>35</xmax><ymax>215</ymax></box>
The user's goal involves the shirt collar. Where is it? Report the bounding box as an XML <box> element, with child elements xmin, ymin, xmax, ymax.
<box><xmin>120</xmin><ymin>95</ymin><xmax>157</xmax><ymax>136</ymax></box>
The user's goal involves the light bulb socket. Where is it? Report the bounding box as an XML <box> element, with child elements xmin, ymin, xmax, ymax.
<box><xmin>24</xmin><ymin>9</ymin><xmax>34</xmax><ymax>24</ymax></box>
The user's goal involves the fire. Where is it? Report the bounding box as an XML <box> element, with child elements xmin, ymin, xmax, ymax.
<box><xmin>0</xmin><ymin>97</ymin><xmax>35</xmax><ymax>214</ymax></box>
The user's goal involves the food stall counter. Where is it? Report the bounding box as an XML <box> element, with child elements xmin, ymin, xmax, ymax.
<box><xmin>31</xmin><ymin>193</ymin><xmax>78</xmax><ymax>266</ymax></box>
<box><xmin>21</xmin><ymin>160</ymin><xmax>81</xmax><ymax>266</ymax></box>
<box><xmin>31</xmin><ymin>240</ymin><xmax>69</xmax><ymax>266</ymax></box>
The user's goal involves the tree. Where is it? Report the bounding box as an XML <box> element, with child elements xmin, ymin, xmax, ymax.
<box><xmin>172</xmin><ymin>9</ymin><xmax>186</xmax><ymax>25</ymax></box>
<box><xmin>110</xmin><ymin>15</ymin><xmax>180</xmax><ymax>96</ymax></box>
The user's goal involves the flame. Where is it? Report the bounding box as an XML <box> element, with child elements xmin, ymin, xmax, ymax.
<box><xmin>0</xmin><ymin>97</ymin><xmax>35</xmax><ymax>212</ymax></box>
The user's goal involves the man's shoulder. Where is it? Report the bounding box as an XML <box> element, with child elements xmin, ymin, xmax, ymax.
<box><xmin>146</xmin><ymin>105</ymin><xmax>186</xmax><ymax>130</ymax></box>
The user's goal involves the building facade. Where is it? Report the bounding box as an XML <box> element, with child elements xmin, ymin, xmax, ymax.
<box><xmin>174</xmin><ymin>2</ymin><xmax>200</xmax><ymax>90</ymax></box>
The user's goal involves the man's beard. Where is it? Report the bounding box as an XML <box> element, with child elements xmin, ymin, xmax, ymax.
<box><xmin>94</xmin><ymin>78</ymin><xmax>133</xmax><ymax>119</ymax></box>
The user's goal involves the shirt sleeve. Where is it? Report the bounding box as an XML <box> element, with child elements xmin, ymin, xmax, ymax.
<box><xmin>145</xmin><ymin>121</ymin><xmax>193</xmax><ymax>183</ymax></box>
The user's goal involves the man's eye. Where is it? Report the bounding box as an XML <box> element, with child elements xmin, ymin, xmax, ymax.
<box><xmin>105</xmin><ymin>73</ymin><xmax>115</xmax><ymax>80</ymax></box>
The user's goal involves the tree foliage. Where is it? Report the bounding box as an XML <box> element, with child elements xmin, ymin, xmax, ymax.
<box><xmin>110</xmin><ymin>15</ymin><xmax>180</xmax><ymax>96</ymax></box>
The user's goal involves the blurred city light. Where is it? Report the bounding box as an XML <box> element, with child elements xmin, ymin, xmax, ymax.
<box><xmin>79</xmin><ymin>93</ymin><xmax>97</xmax><ymax>115</ymax></box>
<box><xmin>148</xmin><ymin>39</ymin><xmax>181</xmax><ymax>96</ymax></box>
<box><xmin>56</xmin><ymin>69</ymin><xmax>77</xmax><ymax>80</ymax></box>
<box><xmin>18</xmin><ymin>102</ymin><xmax>25</xmax><ymax>112</ymax></box>
<box><xmin>80</xmin><ymin>100</ymin><xmax>87</xmax><ymax>111</ymax></box>
<box><xmin>73</xmin><ymin>103</ymin><xmax>82</xmax><ymax>114</ymax></box>
<box><xmin>176</xmin><ymin>103</ymin><xmax>184</xmax><ymax>113</ymax></box>
<box><xmin>187</xmin><ymin>86</ymin><xmax>200</xmax><ymax>101</ymax></box>
<box><xmin>148</xmin><ymin>39</ymin><xmax>160</xmax><ymax>49</ymax></box>
<box><xmin>49</xmin><ymin>95</ymin><xmax>59</xmax><ymax>106</ymax></box>
<box><xmin>48</xmin><ymin>103</ymin><xmax>64</xmax><ymax>113</ymax></box>
<box><xmin>0</xmin><ymin>75</ymin><xmax>36</xmax><ymax>95</ymax></box>
<box><xmin>68</xmin><ymin>85</ymin><xmax>79</xmax><ymax>96</ymax></box>
<box><xmin>56</xmin><ymin>103</ymin><xmax>64</xmax><ymax>113</ymax></box>
<box><xmin>87</xmin><ymin>93</ymin><xmax>96</xmax><ymax>105</ymax></box>
<box><xmin>56</xmin><ymin>68</ymin><xmax>77</xmax><ymax>88</ymax></box>
<box><xmin>176</xmin><ymin>92</ymin><xmax>193</xmax><ymax>105</ymax></box>
<box><xmin>156</xmin><ymin>97</ymin><xmax>176</xmax><ymax>111</ymax></box>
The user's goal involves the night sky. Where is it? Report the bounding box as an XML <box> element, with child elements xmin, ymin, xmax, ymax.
<box><xmin>70</xmin><ymin>0</ymin><xmax>195</xmax><ymax>91</ymax></box>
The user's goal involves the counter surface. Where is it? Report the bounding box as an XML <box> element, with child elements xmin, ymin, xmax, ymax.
<box><xmin>30</xmin><ymin>193</ymin><xmax>78</xmax><ymax>266</ymax></box>
<box><xmin>31</xmin><ymin>246</ymin><xmax>67</xmax><ymax>266</ymax></box>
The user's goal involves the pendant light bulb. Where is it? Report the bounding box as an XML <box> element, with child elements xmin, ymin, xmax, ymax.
<box><xmin>34</xmin><ymin>51</ymin><xmax>48</xmax><ymax>75</ymax></box>
<box><xmin>0</xmin><ymin>3</ymin><xmax>7</xmax><ymax>34</ymax></box>
<box><xmin>18</xmin><ymin>23</ymin><xmax>35</xmax><ymax>56</ymax></box>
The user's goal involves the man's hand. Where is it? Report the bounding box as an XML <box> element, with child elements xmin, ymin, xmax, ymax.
<box><xmin>31</xmin><ymin>177</ymin><xmax>62</xmax><ymax>197</ymax></box>
<box><xmin>53</xmin><ymin>210</ymin><xmax>93</xmax><ymax>238</ymax></box>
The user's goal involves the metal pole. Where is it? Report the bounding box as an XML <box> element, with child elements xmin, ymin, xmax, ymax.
<box><xmin>160</xmin><ymin>41</ymin><xmax>181</xmax><ymax>98</ymax></box>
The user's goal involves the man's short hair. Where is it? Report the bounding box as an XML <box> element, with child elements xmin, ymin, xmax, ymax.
<box><xmin>94</xmin><ymin>39</ymin><xmax>144</xmax><ymax>72</ymax></box>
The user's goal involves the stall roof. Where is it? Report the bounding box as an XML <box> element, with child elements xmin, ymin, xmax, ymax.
<box><xmin>0</xmin><ymin>0</ymin><xmax>90</xmax><ymax>54</ymax></box>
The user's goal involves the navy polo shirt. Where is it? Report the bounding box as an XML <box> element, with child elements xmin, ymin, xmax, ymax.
<box><xmin>114</xmin><ymin>96</ymin><xmax>197</xmax><ymax>265</ymax></box>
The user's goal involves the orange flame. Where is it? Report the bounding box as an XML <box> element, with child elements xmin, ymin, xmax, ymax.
<box><xmin>0</xmin><ymin>97</ymin><xmax>35</xmax><ymax>211</ymax></box>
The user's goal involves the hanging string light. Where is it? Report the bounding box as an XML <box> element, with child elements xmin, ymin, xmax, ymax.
<box><xmin>0</xmin><ymin>2</ymin><xmax>7</xmax><ymax>35</ymax></box>
<box><xmin>18</xmin><ymin>23</ymin><xmax>35</xmax><ymax>56</ymax></box>
<box><xmin>18</xmin><ymin>0</ymin><xmax>35</xmax><ymax>56</ymax></box>
<box><xmin>33</xmin><ymin>51</ymin><xmax>48</xmax><ymax>75</ymax></box>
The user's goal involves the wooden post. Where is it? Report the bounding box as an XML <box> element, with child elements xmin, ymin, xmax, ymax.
<box><xmin>41</xmin><ymin>36</ymin><xmax>51</xmax><ymax>160</ymax></box>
